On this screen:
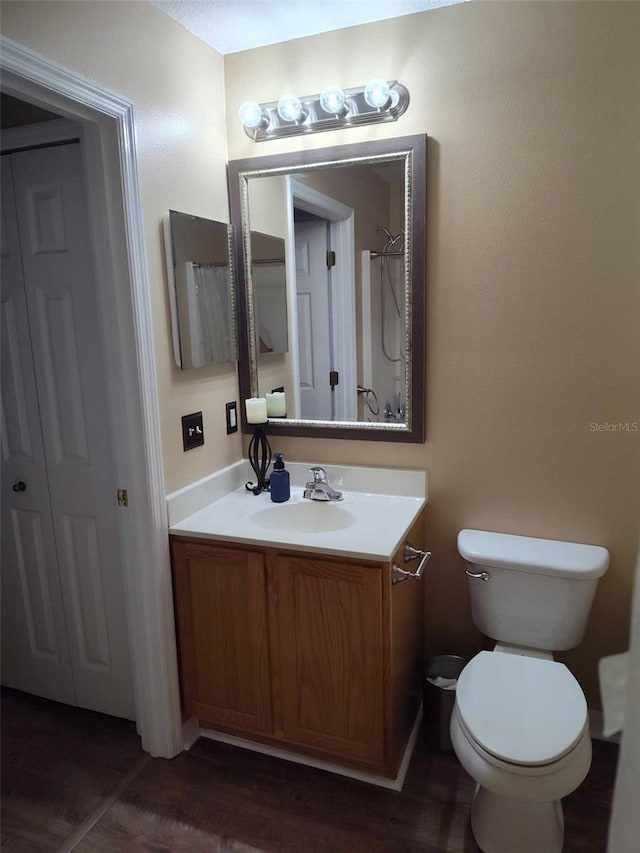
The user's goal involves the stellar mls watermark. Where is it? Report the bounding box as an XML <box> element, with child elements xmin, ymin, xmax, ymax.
<box><xmin>589</xmin><ymin>422</ymin><xmax>638</xmax><ymax>433</ymax></box>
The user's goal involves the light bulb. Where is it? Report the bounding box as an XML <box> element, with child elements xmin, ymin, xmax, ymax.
<box><xmin>238</xmin><ymin>100</ymin><xmax>267</xmax><ymax>130</ymax></box>
<box><xmin>319</xmin><ymin>85</ymin><xmax>347</xmax><ymax>116</ymax></box>
<box><xmin>277</xmin><ymin>93</ymin><xmax>305</xmax><ymax>123</ymax></box>
<box><xmin>364</xmin><ymin>78</ymin><xmax>393</xmax><ymax>109</ymax></box>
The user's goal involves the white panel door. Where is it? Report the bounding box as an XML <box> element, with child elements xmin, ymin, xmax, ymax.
<box><xmin>294</xmin><ymin>220</ymin><xmax>333</xmax><ymax>420</ymax></box>
<box><xmin>2</xmin><ymin>143</ymin><xmax>134</xmax><ymax>720</ymax></box>
<box><xmin>1</xmin><ymin>155</ymin><xmax>77</xmax><ymax>705</ymax></box>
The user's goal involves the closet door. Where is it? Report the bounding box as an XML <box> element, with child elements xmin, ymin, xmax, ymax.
<box><xmin>4</xmin><ymin>143</ymin><xmax>134</xmax><ymax>719</ymax></box>
<box><xmin>1</xmin><ymin>155</ymin><xmax>76</xmax><ymax>704</ymax></box>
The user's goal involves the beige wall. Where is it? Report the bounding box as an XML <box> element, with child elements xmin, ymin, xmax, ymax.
<box><xmin>1</xmin><ymin>0</ymin><xmax>242</xmax><ymax>492</ymax></box>
<box><xmin>225</xmin><ymin>1</ymin><xmax>640</xmax><ymax>706</ymax></box>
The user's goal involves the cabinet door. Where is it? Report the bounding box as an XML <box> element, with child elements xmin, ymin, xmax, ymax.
<box><xmin>172</xmin><ymin>541</ymin><xmax>272</xmax><ymax>736</ymax></box>
<box><xmin>273</xmin><ymin>554</ymin><xmax>384</xmax><ymax>766</ymax></box>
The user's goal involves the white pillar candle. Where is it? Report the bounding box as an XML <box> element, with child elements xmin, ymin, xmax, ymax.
<box><xmin>245</xmin><ymin>397</ymin><xmax>267</xmax><ymax>424</ymax></box>
<box><xmin>266</xmin><ymin>391</ymin><xmax>286</xmax><ymax>417</ymax></box>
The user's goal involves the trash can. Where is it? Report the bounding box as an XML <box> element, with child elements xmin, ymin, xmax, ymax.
<box><xmin>423</xmin><ymin>654</ymin><xmax>468</xmax><ymax>753</ymax></box>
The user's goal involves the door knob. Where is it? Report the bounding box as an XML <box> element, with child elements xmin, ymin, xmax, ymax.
<box><xmin>12</xmin><ymin>481</ymin><xmax>26</xmax><ymax>492</ymax></box>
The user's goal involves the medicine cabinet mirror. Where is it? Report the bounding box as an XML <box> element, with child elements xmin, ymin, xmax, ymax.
<box><xmin>228</xmin><ymin>134</ymin><xmax>426</xmax><ymax>442</ymax></box>
<box><xmin>163</xmin><ymin>210</ymin><xmax>237</xmax><ymax>369</ymax></box>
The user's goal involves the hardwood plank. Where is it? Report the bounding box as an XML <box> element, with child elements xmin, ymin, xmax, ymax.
<box><xmin>77</xmin><ymin>737</ymin><xmax>475</xmax><ymax>853</ymax></box>
<box><xmin>0</xmin><ymin>687</ymin><xmax>143</xmax><ymax>852</ymax></box>
<box><xmin>81</xmin><ymin>735</ymin><xmax>619</xmax><ymax>852</ymax></box>
<box><xmin>1</xmin><ymin>688</ymin><xmax>618</xmax><ymax>853</ymax></box>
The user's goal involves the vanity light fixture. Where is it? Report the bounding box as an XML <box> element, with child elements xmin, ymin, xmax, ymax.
<box><xmin>239</xmin><ymin>79</ymin><xmax>410</xmax><ymax>142</ymax></box>
<box><xmin>238</xmin><ymin>100</ymin><xmax>269</xmax><ymax>130</ymax></box>
<box><xmin>276</xmin><ymin>93</ymin><xmax>306</xmax><ymax>123</ymax></box>
<box><xmin>319</xmin><ymin>84</ymin><xmax>348</xmax><ymax>117</ymax></box>
<box><xmin>364</xmin><ymin>78</ymin><xmax>397</xmax><ymax>110</ymax></box>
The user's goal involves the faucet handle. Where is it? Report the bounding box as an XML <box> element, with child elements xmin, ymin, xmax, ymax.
<box><xmin>309</xmin><ymin>466</ymin><xmax>328</xmax><ymax>483</ymax></box>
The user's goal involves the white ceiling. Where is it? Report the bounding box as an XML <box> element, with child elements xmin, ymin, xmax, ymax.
<box><xmin>152</xmin><ymin>0</ymin><xmax>466</xmax><ymax>55</ymax></box>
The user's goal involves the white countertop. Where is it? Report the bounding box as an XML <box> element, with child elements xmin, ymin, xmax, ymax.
<box><xmin>168</xmin><ymin>461</ymin><xmax>427</xmax><ymax>561</ymax></box>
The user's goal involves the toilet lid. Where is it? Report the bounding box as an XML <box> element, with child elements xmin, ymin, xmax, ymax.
<box><xmin>456</xmin><ymin>651</ymin><xmax>588</xmax><ymax>766</ymax></box>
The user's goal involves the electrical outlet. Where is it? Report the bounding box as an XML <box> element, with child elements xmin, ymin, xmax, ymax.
<box><xmin>182</xmin><ymin>411</ymin><xmax>204</xmax><ymax>451</ymax></box>
<box><xmin>225</xmin><ymin>401</ymin><xmax>238</xmax><ymax>434</ymax></box>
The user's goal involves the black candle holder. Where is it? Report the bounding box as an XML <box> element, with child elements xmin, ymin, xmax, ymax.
<box><xmin>245</xmin><ymin>423</ymin><xmax>272</xmax><ymax>495</ymax></box>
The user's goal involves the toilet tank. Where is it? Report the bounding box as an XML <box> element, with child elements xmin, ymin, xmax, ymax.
<box><xmin>458</xmin><ymin>530</ymin><xmax>609</xmax><ymax>651</ymax></box>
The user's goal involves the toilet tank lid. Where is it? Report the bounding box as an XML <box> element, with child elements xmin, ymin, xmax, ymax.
<box><xmin>458</xmin><ymin>529</ymin><xmax>609</xmax><ymax>579</ymax></box>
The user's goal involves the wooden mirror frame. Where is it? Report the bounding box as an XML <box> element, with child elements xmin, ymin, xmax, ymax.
<box><xmin>228</xmin><ymin>134</ymin><xmax>426</xmax><ymax>442</ymax></box>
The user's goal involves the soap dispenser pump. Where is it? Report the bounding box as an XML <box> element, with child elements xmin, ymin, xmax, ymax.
<box><xmin>270</xmin><ymin>453</ymin><xmax>290</xmax><ymax>503</ymax></box>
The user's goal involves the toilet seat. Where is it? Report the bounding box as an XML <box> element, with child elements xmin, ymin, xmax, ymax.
<box><xmin>454</xmin><ymin>706</ymin><xmax>589</xmax><ymax>776</ymax></box>
<box><xmin>456</xmin><ymin>651</ymin><xmax>587</xmax><ymax>766</ymax></box>
<box><xmin>450</xmin><ymin>703</ymin><xmax>592</xmax><ymax>804</ymax></box>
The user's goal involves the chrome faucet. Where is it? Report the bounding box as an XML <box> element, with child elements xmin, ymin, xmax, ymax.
<box><xmin>303</xmin><ymin>466</ymin><xmax>343</xmax><ymax>502</ymax></box>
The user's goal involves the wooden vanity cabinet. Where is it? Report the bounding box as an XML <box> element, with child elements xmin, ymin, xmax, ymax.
<box><xmin>170</xmin><ymin>510</ymin><xmax>425</xmax><ymax>780</ymax></box>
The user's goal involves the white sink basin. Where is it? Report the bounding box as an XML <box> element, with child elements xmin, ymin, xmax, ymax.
<box><xmin>250</xmin><ymin>500</ymin><xmax>357</xmax><ymax>534</ymax></box>
<box><xmin>168</xmin><ymin>464</ymin><xmax>427</xmax><ymax>560</ymax></box>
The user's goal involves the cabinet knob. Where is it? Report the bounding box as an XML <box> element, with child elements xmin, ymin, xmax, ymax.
<box><xmin>12</xmin><ymin>481</ymin><xmax>27</xmax><ymax>493</ymax></box>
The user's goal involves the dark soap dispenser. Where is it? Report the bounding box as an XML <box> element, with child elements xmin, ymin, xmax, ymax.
<box><xmin>270</xmin><ymin>452</ymin><xmax>290</xmax><ymax>503</ymax></box>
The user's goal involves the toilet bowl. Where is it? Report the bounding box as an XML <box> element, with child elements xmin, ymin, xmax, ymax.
<box><xmin>452</xmin><ymin>530</ymin><xmax>609</xmax><ymax>853</ymax></box>
<box><xmin>451</xmin><ymin>651</ymin><xmax>592</xmax><ymax>853</ymax></box>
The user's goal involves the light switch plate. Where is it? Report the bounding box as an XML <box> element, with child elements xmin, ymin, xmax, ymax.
<box><xmin>182</xmin><ymin>411</ymin><xmax>204</xmax><ymax>451</ymax></box>
<box><xmin>225</xmin><ymin>401</ymin><xmax>238</xmax><ymax>434</ymax></box>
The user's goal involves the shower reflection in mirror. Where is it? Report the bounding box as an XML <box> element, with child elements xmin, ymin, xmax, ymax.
<box><xmin>362</xmin><ymin>227</ymin><xmax>407</xmax><ymax>423</ymax></box>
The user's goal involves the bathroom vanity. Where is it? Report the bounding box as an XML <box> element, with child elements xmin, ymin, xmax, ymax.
<box><xmin>167</xmin><ymin>461</ymin><xmax>428</xmax><ymax>785</ymax></box>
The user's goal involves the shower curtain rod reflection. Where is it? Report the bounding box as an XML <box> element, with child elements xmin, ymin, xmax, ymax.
<box><xmin>369</xmin><ymin>250</ymin><xmax>405</xmax><ymax>258</ymax></box>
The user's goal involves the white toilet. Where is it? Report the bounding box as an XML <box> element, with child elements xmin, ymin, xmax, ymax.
<box><xmin>451</xmin><ymin>529</ymin><xmax>609</xmax><ymax>853</ymax></box>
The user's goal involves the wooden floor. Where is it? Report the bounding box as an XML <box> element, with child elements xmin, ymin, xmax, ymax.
<box><xmin>1</xmin><ymin>687</ymin><xmax>618</xmax><ymax>852</ymax></box>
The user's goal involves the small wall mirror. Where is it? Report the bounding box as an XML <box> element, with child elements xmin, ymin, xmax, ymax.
<box><xmin>229</xmin><ymin>134</ymin><xmax>426</xmax><ymax>442</ymax></box>
<box><xmin>163</xmin><ymin>210</ymin><xmax>237</xmax><ymax>368</ymax></box>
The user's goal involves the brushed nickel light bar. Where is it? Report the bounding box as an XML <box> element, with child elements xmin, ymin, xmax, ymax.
<box><xmin>238</xmin><ymin>79</ymin><xmax>410</xmax><ymax>142</ymax></box>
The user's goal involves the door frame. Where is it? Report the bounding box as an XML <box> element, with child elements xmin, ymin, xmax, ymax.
<box><xmin>287</xmin><ymin>178</ymin><xmax>356</xmax><ymax>421</ymax></box>
<box><xmin>0</xmin><ymin>37</ymin><xmax>183</xmax><ymax>758</ymax></box>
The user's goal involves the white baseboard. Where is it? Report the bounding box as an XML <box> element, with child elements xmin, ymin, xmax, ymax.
<box><xmin>197</xmin><ymin>704</ymin><xmax>423</xmax><ymax>792</ymax></box>
<box><xmin>395</xmin><ymin>702</ymin><xmax>424</xmax><ymax>790</ymax></box>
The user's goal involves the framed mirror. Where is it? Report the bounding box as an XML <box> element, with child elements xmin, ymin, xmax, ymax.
<box><xmin>228</xmin><ymin>134</ymin><xmax>426</xmax><ymax>441</ymax></box>
<box><xmin>163</xmin><ymin>210</ymin><xmax>237</xmax><ymax>368</ymax></box>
